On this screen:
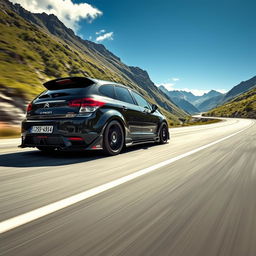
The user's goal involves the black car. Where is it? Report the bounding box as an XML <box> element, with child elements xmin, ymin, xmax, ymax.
<box><xmin>21</xmin><ymin>77</ymin><xmax>169</xmax><ymax>155</ymax></box>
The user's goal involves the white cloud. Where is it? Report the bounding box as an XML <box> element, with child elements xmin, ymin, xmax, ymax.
<box><xmin>96</xmin><ymin>29</ymin><xmax>106</xmax><ymax>35</ymax></box>
<box><xmin>172</xmin><ymin>78</ymin><xmax>180</xmax><ymax>81</ymax></box>
<box><xmin>77</xmin><ymin>33</ymin><xmax>84</xmax><ymax>39</ymax></box>
<box><xmin>88</xmin><ymin>36</ymin><xmax>93</xmax><ymax>41</ymax></box>
<box><xmin>158</xmin><ymin>80</ymin><xmax>228</xmax><ymax>96</ymax></box>
<box><xmin>160</xmin><ymin>86</ymin><xmax>228</xmax><ymax>96</ymax></box>
<box><xmin>175</xmin><ymin>88</ymin><xmax>210</xmax><ymax>96</ymax></box>
<box><xmin>216</xmin><ymin>89</ymin><xmax>228</xmax><ymax>94</ymax></box>
<box><xmin>96</xmin><ymin>32</ymin><xmax>114</xmax><ymax>42</ymax></box>
<box><xmin>157</xmin><ymin>84</ymin><xmax>210</xmax><ymax>96</ymax></box>
<box><xmin>10</xmin><ymin>0</ymin><xmax>102</xmax><ymax>31</ymax></box>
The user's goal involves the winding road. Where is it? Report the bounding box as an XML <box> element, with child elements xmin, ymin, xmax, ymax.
<box><xmin>1</xmin><ymin>117</ymin><xmax>256</xmax><ymax>256</ymax></box>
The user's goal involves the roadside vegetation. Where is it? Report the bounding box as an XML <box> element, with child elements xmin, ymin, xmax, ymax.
<box><xmin>178</xmin><ymin>117</ymin><xmax>221</xmax><ymax>127</ymax></box>
<box><xmin>0</xmin><ymin>123</ymin><xmax>20</xmax><ymax>138</ymax></box>
<box><xmin>0</xmin><ymin>8</ymin><xmax>123</xmax><ymax>100</ymax></box>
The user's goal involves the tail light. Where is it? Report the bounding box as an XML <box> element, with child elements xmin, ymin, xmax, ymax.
<box><xmin>68</xmin><ymin>98</ymin><xmax>105</xmax><ymax>113</ymax></box>
<box><xmin>26</xmin><ymin>103</ymin><xmax>32</xmax><ymax>113</ymax></box>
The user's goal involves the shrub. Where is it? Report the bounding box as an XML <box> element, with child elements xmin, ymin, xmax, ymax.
<box><xmin>44</xmin><ymin>60</ymin><xmax>62</xmax><ymax>77</ymax></box>
<box><xmin>0</xmin><ymin>127</ymin><xmax>20</xmax><ymax>137</ymax></box>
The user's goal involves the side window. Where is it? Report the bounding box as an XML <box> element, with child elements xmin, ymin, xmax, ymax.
<box><xmin>115</xmin><ymin>86</ymin><xmax>135</xmax><ymax>104</ymax></box>
<box><xmin>99</xmin><ymin>84</ymin><xmax>115</xmax><ymax>99</ymax></box>
<box><xmin>132</xmin><ymin>92</ymin><xmax>151</xmax><ymax>109</ymax></box>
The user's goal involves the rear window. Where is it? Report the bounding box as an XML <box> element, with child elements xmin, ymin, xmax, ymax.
<box><xmin>115</xmin><ymin>86</ymin><xmax>134</xmax><ymax>104</ymax></box>
<box><xmin>99</xmin><ymin>84</ymin><xmax>115</xmax><ymax>99</ymax></box>
<box><xmin>43</xmin><ymin>77</ymin><xmax>94</xmax><ymax>90</ymax></box>
<box><xmin>38</xmin><ymin>88</ymin><xmax>90</xmax><ymax>99</ymax></box>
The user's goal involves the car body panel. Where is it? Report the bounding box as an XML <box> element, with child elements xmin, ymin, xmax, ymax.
<box><xmin>20</xmin><ymin>77</ymin><xmax>169</xmax><ymax>151</ymax></box>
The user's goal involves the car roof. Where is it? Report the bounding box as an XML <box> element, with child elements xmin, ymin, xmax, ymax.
<box><xmin>90</xmin><ymin>77</ymin><xmax>127</xmax><ymax>88</ymax></box>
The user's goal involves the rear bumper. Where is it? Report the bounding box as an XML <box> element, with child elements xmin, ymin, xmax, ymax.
<box><xmin>20</xmin><ymin>118</ymin><xmax>104</xmax><ymax>150</ymax></box>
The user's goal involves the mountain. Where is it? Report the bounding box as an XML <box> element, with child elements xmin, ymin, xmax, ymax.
<box><xmin>203</xmin><ymin>87</ymin><xmax>256</xmax><ymax>119</ymax></box>
<box><xmin>204</xmin><ymin>90</ymin><xmax>223</xmax><ymax>98</ymax></box>
<box><xmin>159</xmin><ymin>86</ymin><xmax>200</xmax><ymax>114</ymax></box>
<box><xmin>201</xmin><ymin>76</ymin><xmax>256</xmax><ymax>115</ymax></box>
<box><xmin>158</xmin><ymin>85</ymin><xmax>170</xmax><ymax>96</ymax></box>
<box><xmin>223</xmin><ymin>75</ymin><xmax>256</xmax><ymax>102</ymax></box>
<box><xmin>196</xmin><ymin>95</ymin><xmax>224</xmax><ymax>112</ymax></box>
<box><xmin>0</xmin><ymin>0</ymin><xmax>187</xmax><ymax>125</ymax></box>
<box><xmin>166</xmin><ymin>90</ymin><xmax>199</xmax><ymax>103</ymax></box>
<box><xmin>170</xmin><ymin>98</ymin><xmax>200</xmax><ymax>115</ymax></box>
<box><xmin>159</xmin><ymin>86</ymin><xmax>225</xmax><ymax>113</ymax></box>
<box><xmin>192</xmin><ymin>90</ymin><xmax>223</xmax><ymax>109</ymax></box>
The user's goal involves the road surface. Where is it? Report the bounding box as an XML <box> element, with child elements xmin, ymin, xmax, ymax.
<box><xmin>0</xmin><ymin>117</ymin><xmax>256</xmax><ymax>256</ymax></box>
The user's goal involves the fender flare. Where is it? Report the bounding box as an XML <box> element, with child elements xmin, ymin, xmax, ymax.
<box><xmin>98</xmin><ymin>110</ymin><xmax>127</xmax><ymax>137</ymax></box>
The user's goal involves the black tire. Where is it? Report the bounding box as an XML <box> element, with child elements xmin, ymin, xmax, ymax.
<box><xmin>159</xmin><ymin>124</ymin><xmax>168</xmax><ymax>144</ymax></box>
<box><xmin>103</xmin><ymin>120</ymin><xmax>124</xmax><ymax>156</ymax></box>
<box><xmin>36</xmin><ymin>146</ymin><xmax>56</xmax><ymax>152</ymax></box>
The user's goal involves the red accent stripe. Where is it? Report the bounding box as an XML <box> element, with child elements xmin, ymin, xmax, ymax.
<box><xmin>56</xmin><ymin>79</ymin><xmax>73</xmax><ymax>85</ymax></box>
<box><xmin>68</xmin><ymin>137</ymin><xmax>83</xmax><ymax>141</ymax></box>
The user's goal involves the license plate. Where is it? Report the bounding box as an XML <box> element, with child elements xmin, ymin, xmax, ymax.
<box><xmin>31</xmin><ymin>126</ymin><xmax>53</xmax><ymax>133</ymax></box>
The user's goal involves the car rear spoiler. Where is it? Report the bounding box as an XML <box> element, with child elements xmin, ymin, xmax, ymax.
<box><xmin>43</xmin><ymin>77</ymin><xmax>96</xmax><ymax>90</ymax></box>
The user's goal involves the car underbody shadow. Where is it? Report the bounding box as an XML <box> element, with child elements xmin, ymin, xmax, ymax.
<box><xmin>0</xmin><ymin>143</ymin><xmax>163</xmax><ymax>168</ymax></box>
<box><xmin>0</xmin><ymin>150</ymin><xmax>104</xmax><ymax>168</ymax></box>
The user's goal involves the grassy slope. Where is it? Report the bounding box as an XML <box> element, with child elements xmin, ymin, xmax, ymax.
<box><xmin>203</xmin><ymin>88</ymin><xmax>256</xmax><ymax>119</ymax></box>
<box><xmin>0</xmin><ymin>8</ymin><xmax>125</xmax><ymax>98</ymax></box>
<box><xmin>0</xmin><ymin>5</ymin><xmax>187</xmax><ymax>126</ymax></box>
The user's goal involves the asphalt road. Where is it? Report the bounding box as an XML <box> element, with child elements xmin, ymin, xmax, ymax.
<box><xmin>0</xmin><ymin>117</ymin><xmax>256</xmax><ymax>256</ymax></box>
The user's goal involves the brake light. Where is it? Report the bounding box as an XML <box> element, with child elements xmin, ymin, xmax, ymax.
<box><xmin>56</xmin><ymin>79</ymin><xmax>73</xmax><ymax>85</ymax></box>
<box><xmin>26</xmin><ymin>103</ymin><xmax>32</xmax><ymax>112</ymax></box>
<box><xmin>69</xmin><ymin>98</ymin><xmax>105</xmax><ymax>113</ymax></box>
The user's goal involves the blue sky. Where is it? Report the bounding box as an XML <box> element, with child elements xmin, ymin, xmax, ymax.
<box><xmin>12</xmin><ymin>0</ymin><xmax>256</xmax><ymax>95</ymax></box>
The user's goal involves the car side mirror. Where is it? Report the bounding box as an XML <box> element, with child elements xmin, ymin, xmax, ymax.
<box><xmin>151</xmin><ymin>104</ymin><xmax>158</xmax><ymax>113</ymax></box>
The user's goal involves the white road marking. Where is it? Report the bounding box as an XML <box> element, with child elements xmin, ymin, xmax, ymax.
<box><xmin>0</xmin><ymin>123</ymin><xmax>253</xmax><ymax>234</ymax></box>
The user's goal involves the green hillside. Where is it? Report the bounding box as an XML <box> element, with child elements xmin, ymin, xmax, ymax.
<box><xmin>0</xmin><ymin>0</ymin><xmax>188</xmax><ymax>126</ymax></box>
<box><xmin>0</xmin><ymin>5</ymin><xmax>131</xmax><ymax>98</ymax></box>
<box><xmin>203</xmin><ymin>88</ymin><xmax>256</xmax><ymax>119</ymax></box>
